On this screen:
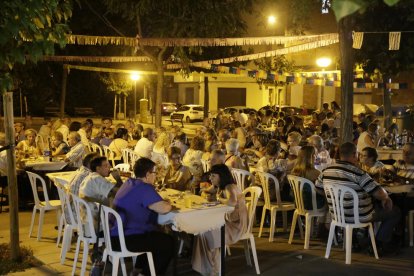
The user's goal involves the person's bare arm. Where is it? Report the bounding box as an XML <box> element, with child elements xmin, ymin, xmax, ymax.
<box><xmin>372</xmin><ymin>186</ymin><xmax>393</xmax><ymax>211</ymax></box>
<box><xmin>148</xmin><ymin>200</ymin><xmax>172</xmax><ymax>214</ymax></box>
<box><xmin>218</xmin><ymin>185</ymin><xmax>237</xmax><ymax>207</ymax></box>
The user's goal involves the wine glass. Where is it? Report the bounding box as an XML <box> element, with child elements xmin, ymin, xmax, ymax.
<box><xmin>160</xmin><ymin>179</ymin><xmax>167</xmax><ymax>191</ymax></box>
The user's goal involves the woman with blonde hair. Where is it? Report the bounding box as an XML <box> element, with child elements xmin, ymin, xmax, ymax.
<box><xmin>182</xmin><ymin>136</ymin><xmax>205</xmax><ymax>192</ymax></box>
<box><xmin>291</xmin><ymin>146</ymin><xmax>325</xmax><ymax>210</ymax></box>
<box><xmin>151</xmin><ymin>132</ymin><xmax>171</xmax><ymax>183</ymax></box>
<box><xmin>16</xmin><ymin>128</ymin><xmax>42</xmax><ymax>157</ymax></box>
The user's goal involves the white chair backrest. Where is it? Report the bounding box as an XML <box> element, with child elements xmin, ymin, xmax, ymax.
<box><xmin>55</xmin><ymin>184</ymin><xmax>77</xmax><ymax>226</ymax></box>
<box><xmin>72</xmin><ymin>195</ymin><xmax>97</xmax><ymax>241</ymax></box>
<box><xmin>256</xmin><ymin>171</ymin><xmax>282</xmax><ymax>208</ymax></box>
<box><xmin>114</xmin><ymin>163</ymin><xmax>130</xmax><ymax>172</ymax></box>
<box><xmin>90</xmin><ymin>142</ymin><xmax>103</xmax><ymax>156</ymax></box>
<box><xmin>243</xmin><ymin>186</ymin><xmax>262</xmax><ymax>235</ymax></box>
<box><xmin>102</xmin><ymin>145</ymin><xmax>115</xmax><ymax>159</ymax></box>
<box><xmin>121</xmin><ymin>148</ymin><xmax>133</xmax><ymax>165</ymax></box>
<box><xmin>27</xmin><ymin>171</ymin><xmax>51</xmax><ymax>207</ymax></box>
<box><xmin>129</xmin><ymin>151</ymin><xmax>140</xmax><ymax>168</ymax></box>
<box><xmin>231</xmin><ymin>168</ymin><xmax>252</xmax><ymax>191</ymax></box>
<box><xmin>100</xmin><ymin>205</ymin><xmax>129</xmax><ymax>254</ymax></box>
<box><xmin>287</xmin><ymin>175</ymin><xmax>320</xmax><ymax>214</ymax></box>
<box><xmin>200</xmin><ymin>159</ymin><xmax>211</xmax><ymax>173</ymax></box>
<box><xmin>323</xmin><ymin>183</ymin><xmax>362</xmax><ymax>225</ymax></box>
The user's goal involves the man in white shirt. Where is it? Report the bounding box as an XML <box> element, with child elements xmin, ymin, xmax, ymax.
<box><xmin>134</xmin><ymin>128</ymin><xmax>155</xmax><ymax>158</ymax></box>
<box><xmin>56</xmin><ymin>117</ymin><xmax>71</xmax><ymax>142</ymax></box>
<box><xmin>78</xmin><ymin>121</ymin><xmax>92</xmax><ymax>147</ymax></box>
<box><xmin>65</xmin><ymin>132</ymin><xmax>86</xmax><ymax>168</ymax></box>
<box><xmin>68</xmin><ymin>152</ymin><xmax>99</xmax><ymax>196</ymax></box>
<box><xmin>79</xmin><ymin>156</ymin><xmax>122</xmax><ymax>230</ymax></box>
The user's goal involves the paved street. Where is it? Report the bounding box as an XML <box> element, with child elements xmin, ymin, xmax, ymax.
<box><xmin>1</xmin><ymin>210</ymin><xmax>413</xmax><ymax>275</ymax></box>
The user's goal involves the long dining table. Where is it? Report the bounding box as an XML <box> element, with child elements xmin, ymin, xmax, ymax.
<box><xmin>158</xmin><ymin>189</ymin><xmax>234</xmax><ymax>276</ymax></box>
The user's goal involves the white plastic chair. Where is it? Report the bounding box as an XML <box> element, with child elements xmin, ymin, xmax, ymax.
<box><xmin>256</xmin><ymin>171</ymin><xmax>295</xmax><ymax>242</ymax></box>
<box><xmin>237</xmin><ymin>186</ymin><xmax>262</xmax><ymax>274</ymax></box>
<box><xmin>27</xmin><ymin>171</ymin><xmax>61</xmax><ymax>241</ymax></box>
<box><xmin>71</xmin><ymin>195</ymin><xmax>99</xmax><ymax>276</ymax></box>
<box><xmin>100</xmin><ymin>205</ymin><xmax>156</xmax><ymax>276</ymax></box>
<box><xmin>409</xmin><ymin>210</ymin><xmax>414</xmax><ymax>247</ymax></box>
<box><xmin>129</xmin><ymin>151</ymin><xmax>140</xmax><ymax>168</ymax></box>
<box><xmin>121</xmin><ymin>148</ymin><xmax>133</xmax><ymax>165</ymax></box>
<box><xmin>55</xmin><ymin>183</ymin><xmax>78</xmax><ymax>264</ymax></box>
<box><xmin>324</xmin><ymin>183</ymin><xmax>379</xmax><ymax>264</ymax></box>
<box><xmin>102</xmin><ymin>145</ymin><xmax>116</xmax><ymax>167</ymax></box>
<box><xmin>200</xmin><ymin>159</ymin><xmax>211</xmax><ymax>173</ymax></box>
<box><xmin>287</xmin><ymin>175</ymin><xmax>326</xmax><ymax>249</ymax></box>
<box><xmin>231</xmin><ymin>168</ymin><xmax>252</xmax><ymax>191</ymax></box>
<box><xmin>89</xmin><ymin>142</ymin><xmax>103</xmax><ymax>156</ymax></box>
<box><xmin>114</xmin><ymin>163</ymin><xmax>131</xmax><ymax>172</ymax></box>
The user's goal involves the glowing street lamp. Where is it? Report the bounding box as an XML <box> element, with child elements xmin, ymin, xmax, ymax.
<box><xmin>316</xmin><ymin>57</ymin><xmax>331</xmax><ymax>110</ymax></box>
<box><xmin>268</xmin><ymin>15</ymin><xmax>277</xmax><ymax>25</ymax></box>
<box><xmin>130</xmin><ymin>72</ymin><xmax>140</xmax><ymax>119</ymax></box>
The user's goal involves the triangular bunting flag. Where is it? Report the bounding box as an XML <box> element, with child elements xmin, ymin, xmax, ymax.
<box><xmin>352</xmin><ymin>32</ymin><xmax>364</xmax><ymax>49</ymax></box>
<box><xmin>389</xmin><ymin>32</ymin><xmax>401</xmax><ymax>50</ymax></box>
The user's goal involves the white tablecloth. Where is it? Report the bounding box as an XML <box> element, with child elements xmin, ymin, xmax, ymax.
<box><xmin>158</xmin><ymin>189</ymin><xmax>234</xmax><ymax>235</ymax></box>
<box><xmin>376</xmin><ymin>148</ymin><xmax>403</xmax><ymax>161</ymax></box>
<box><xmin>47</xmin><ymin>171</ymin><xmax>77</xmax><ymax>188</ymax></box>
<box><xmin>25</xmin><ymin>159</ymin><xmax>68</xmax><ymax>171</ymax></box>
<box><xmin>384</xmin><ymin>184</ymin><xmax>414</xmax><ymax>194</ymax></box>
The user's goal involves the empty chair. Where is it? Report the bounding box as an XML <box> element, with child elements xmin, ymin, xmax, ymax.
<box><xmin>102</xmin><ymin>145</ymin><xmax>116</xmax><ymax>167</ymax></box>
<box><xmin>236</xmin><ymin>186</ymin><xmax>262</xmax><ymax>274</ymax></box>
<box><xmin>200</xmin><ymin>159</ymin><xmax>211</xmax><ymax>173</ymax></box>
<box><xmin>231</xmin><ymin>168</ymin><xmax>253</xmax><ymax>191</ymax></box>
<box><xmin>287</xmin><ymin>175</ymin><xmax>326</xmax><ymax>249</ymax></box>
<box><xmin>101</xmin><ymin>205</ymin><xmax>156</xmax><ymax>276</ymax></box>
<box><xmin>129</xmin><ymin>151</ymin><xmax>140</xmax><ymax>168</ymax></box>
<box><xmin>72</xmin><ymin>195</ymin><xmax>100</xmax><ymax>276</ymax></box>
<box><xmin>114</xmin><ymin>163</ymin><xmax>131</xmax><ymax>172</ymax></box>
<box><xmin>324</xmin><ymin>183</ymin><xmax>379</xmax><ymax>264</ymax></box>
<box><xmin>256</xmin><ymin>171</ymin><xmax>295</xmax><ymax>242</ymax></box>
<box><xmin>55</xmin><ymin>182</ymin><xmax>78</xmax><ymax>264</ymax></box>
<box><xmin>27</xmin><ymin>171</ymin><xmax>61</xmax><ymax>241</ymax></box>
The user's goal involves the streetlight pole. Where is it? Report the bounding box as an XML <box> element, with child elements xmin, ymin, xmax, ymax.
<box><xmin>130</xmin><ymin>72</ymin><xmax>140</xmax><ymax>121</ymax></box>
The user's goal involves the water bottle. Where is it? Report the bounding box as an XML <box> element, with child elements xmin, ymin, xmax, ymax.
<box><xmin>402</xmin><ymin>129</ymin><xmax>408</xmax><ymax>145</ymax></box>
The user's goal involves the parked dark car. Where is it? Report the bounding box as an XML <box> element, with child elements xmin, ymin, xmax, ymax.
<box><xmin>161</xmin><ymin>102</ymin><xmax>177</xmax><ymax>115</ymax></box>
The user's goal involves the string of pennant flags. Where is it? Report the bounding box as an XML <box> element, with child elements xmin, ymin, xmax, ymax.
<box><xmin>208</xmin><ymin>64</ymin><xmax>409</xmax><ymax>89</ymax></box>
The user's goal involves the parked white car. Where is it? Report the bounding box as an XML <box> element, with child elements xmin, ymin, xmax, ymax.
<box><xmin>170</xmin><ymin>104</ymin><xmax>204</xmax><ymax>123</ymax></box>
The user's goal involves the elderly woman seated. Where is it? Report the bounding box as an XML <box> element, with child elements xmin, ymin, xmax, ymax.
<box><xmin>308</xmin><ymin>134</ymin><xmax>332</xmax><ymax>170</ymax></box>
<box><xmin>360</xmin><ymin>146</ymin><xmax>385</xmax><ymax>178</ymax></box>
<box><xmin>163</xmin><ymin>146</ymin><xmax>192</xmax><ymax>191</ymax></box>
<box><xmin>16</xmin><ymin>129</ymin><xmax>42</xmax><ymax>157</ymax></box>
<box><xmin>50</xmin><ymin>131</ymin><xmax>70</xmax><ymax>157</ymax></box>
<box><xmin>256</xmin><ymin>139</ymin><xmax>288</xmax><ymax>201</ymax></box>
<box><xmin>224</xmin><ymin>138</ymin><xmax>246</xmax><ymax>170</ymax></box>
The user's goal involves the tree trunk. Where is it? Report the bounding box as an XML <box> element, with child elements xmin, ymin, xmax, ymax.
<box><xmin>383</xmin><ymin>76</ymin><xmax>392</xmax><ymax>129</ymax></box>
<box><xmin>3</xmin><ymin>92</ymin><xmax>20</xmax><ymax>260</ymax></box>
<box><xmin>204</xmin><ymin>76</ymin><xmax>209</xmax><ymax>118</ymax></box>
<box><xmin>338</xmin><ymin>16</ymin><xmax>355</xmax><ymax>144</ymax></box>
<box><xmin>60</xmin><ymin>65</ymin><xmax>68</xmax><ymax>118</ymax></box>
<box><xmin>155</xmin><ymin>62</ymin><xmax>164</xmax><ymax>127</ymax></box>
<box><xmin>113</xmin><ymin>94</ymin><xmax>117</xmax><ymax>120</ymax></box>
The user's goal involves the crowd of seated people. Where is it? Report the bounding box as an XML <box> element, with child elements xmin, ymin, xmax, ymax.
<box><xmin>2</xmin><ymin>103</ymin><xmax>413</xmax><ymax>275</ymax></box>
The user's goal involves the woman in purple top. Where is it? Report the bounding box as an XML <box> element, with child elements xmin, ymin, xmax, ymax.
<box><xmin>111</xmin><ymin>158</ymin><xmax>173</xmax><ymax>275</ymax></box>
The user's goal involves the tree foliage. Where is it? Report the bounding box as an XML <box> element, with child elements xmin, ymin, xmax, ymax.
<box><xmin>0</xmin><ymin>0</ymin><xmax>72</xmax><ymax>93</ymax></box>
<box><xmin>353</xmin><ymin>0</ymin><xmax>414</xmax><ymax>78</ymax></box>
<box><xmin>100</xmin><ymin>73</ymin><xmax>133</xmax><ymax>96</ymax></box>
<box><xmin>332</xmin><ymin>0</ymin><xmax>400</xmax><ymax>21</ymax></box>
<box><xmin>101</xmin><ymin>0</ymin><xmax>256</xmax><ymax>126</ymax></box>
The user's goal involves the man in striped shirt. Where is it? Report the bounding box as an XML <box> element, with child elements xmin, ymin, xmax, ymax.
<box><xmin>316</xmin><ymin>142</ymin><xmax>400</xmax><ymax>251</ymax></box>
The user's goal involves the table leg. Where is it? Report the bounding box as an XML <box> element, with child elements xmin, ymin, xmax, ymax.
<box><xmin>221</xmin><ymin>225</ymin><xmax>225</xmax><ymax>276</ymax></box>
